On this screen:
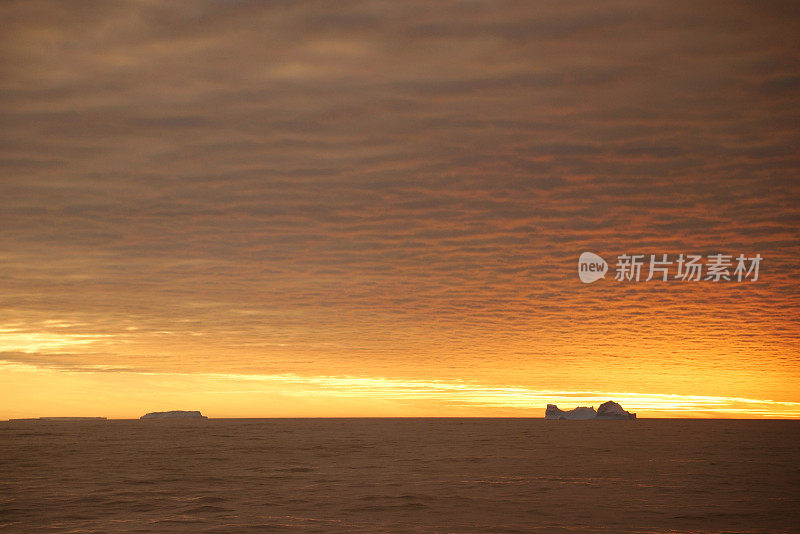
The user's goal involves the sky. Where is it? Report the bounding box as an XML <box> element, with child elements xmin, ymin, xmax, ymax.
<box><xmin>1</xmin><ymin>1</ymin><xmax>799</xmax><ymax>419</ymax></box>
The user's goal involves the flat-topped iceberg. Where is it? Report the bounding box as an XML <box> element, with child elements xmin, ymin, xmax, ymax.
<box><xmin>140</xmin><ymin>411</ymin><xmax>207</xmax><ymax>420</ymax></box>
<box><xmin>545</xmin><ymin>401</ymin><xmax>636</xmax><ymax>420</ymax></box>
<box><xmin>9</xmin><ymin>417</ymin><xmax>107</xmax><ymax>422</ymax></box>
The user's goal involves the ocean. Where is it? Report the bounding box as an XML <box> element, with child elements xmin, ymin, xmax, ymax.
<box><xmin>2</xmin><ymin>418</ymin><xmax>799</xmax><ymax>533</ymax></box>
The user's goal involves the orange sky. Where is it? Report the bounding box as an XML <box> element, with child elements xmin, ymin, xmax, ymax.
<box><xmin>1</xmin><ymin>1</ymin><xmax>799</xmax><ymax>419</ymax></box>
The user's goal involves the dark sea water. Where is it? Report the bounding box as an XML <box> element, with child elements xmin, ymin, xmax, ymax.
<box><xmin>1</xmin><ymin>418</ymin><xmax>799</xmax><ymax>533</ymax></box>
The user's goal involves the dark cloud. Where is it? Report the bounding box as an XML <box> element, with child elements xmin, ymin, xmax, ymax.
<box><xmin>0</xmin><ymin>0</ymin><xmax>798</xmax><ymax>407</ymax></box>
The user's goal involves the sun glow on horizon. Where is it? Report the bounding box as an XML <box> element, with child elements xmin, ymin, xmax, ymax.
<box><xmin>1</xmin><ymin>0</ymin><xmax>798</xmax><ymax>425</ymax></box>
<box><xmin>2</xmin><ymin>360</ymin><xmax>799</xmax><ymax>420</ymax></box>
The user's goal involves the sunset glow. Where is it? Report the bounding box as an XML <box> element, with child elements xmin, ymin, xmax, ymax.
<box><xmin>1</xmin><ymin>1</ymin><xmax>798</xmax><ymax>420</ymax></box>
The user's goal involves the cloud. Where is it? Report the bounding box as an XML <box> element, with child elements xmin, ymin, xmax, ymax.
<box><xmin>0</xmin><ymin>0</ymin><xmax>798</xmax><ymax>412</ymax></box>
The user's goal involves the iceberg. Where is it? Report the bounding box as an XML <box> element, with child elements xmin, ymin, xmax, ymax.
<box><xmin>9</xmin><ymin>417</ymin><xmax>107</xmax><ymax>422</ymax></box>
<box><xmin>545</xmin><ymin>404</ymin><xmax>597</xmax><ymax>420</ymax></box>
<box><xmin>545</xmin><ymin>401</ymin><xmax>636</xmax><ymax>420</ymax></box>
<box><xmin>140</xmin><ymin>410</ymin><xmax>207</xmax><ymax>420</ymax></box>
<box><xmin>595</xmin><ymin>401</ymin><xmax>636</xmax><ymax>420</ymax></box>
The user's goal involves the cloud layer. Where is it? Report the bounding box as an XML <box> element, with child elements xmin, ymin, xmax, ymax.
<box><xmin>1</xmin><ymin>1</ymin><xmax>799</xmax><ymax>415</ymax></box>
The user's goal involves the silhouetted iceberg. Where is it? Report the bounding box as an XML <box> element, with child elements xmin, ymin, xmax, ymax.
<box><xmin>545</xmin><ymin>401</ymin><xmax>636</xmax><ymax>420</ymax></box>
<box><xmin>545</xmin><ymin>404</ymin><xmax>597</xmax><ymax>420</ymax></box>
<box><xmin>140</xmin><ymin>411</ymin><xmax>207</xmax><ymax>420</ymax></box>
<box><xmin>595</xmin><ymin>401</ymin><xmax>636</xmax><ymax>419</ymax></box>
<box><xmin>9</xmin><ymin>417</ymin><xmax>107</xmax><ymax>422</ymax></box>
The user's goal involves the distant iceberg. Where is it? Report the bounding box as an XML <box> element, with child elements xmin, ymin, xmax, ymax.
<box><xmin>545</xmin><ymin>401</ymin><xmax>636</xmax><ymax>420</ymax></box>
<box><xmin>595</xmin><ymin>401</ymin><xmax>637</xmax><ymax>420</ymax></box>
<box><xmin>140</xmin><ymin>411</ymin><xmax>207</xmax><ymax>420</ymax></box>
<box><xmin>545</xmin><ymin>404</ymin><xmax>597</xmax><ymax>420</ymax></box>
<box><xmin>9</xmin><ymin>417</ymin><xmax>107</xmax><ymax>422</ymax></box>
